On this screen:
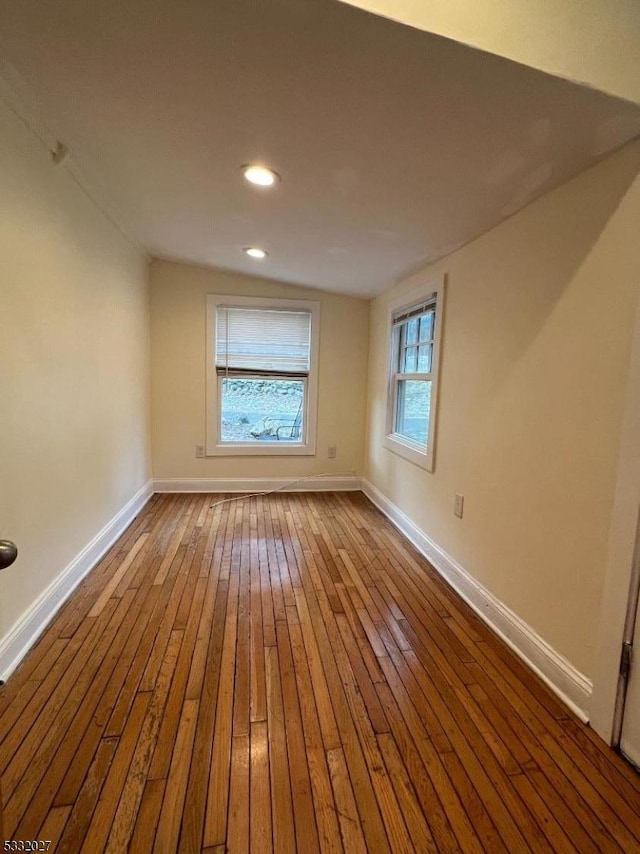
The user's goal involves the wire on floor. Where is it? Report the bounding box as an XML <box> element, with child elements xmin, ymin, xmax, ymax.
<box><xmin>209</xmin><ymin>470</ymin><xmax>357</xmax><ymax>508</ymax></box>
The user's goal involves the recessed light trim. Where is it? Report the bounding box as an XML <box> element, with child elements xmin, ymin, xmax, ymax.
<box><xmin>244</xmin><ymin>247</ymin><xmax>268</xmax><ymax>259</ymax></box>
<box><xmin>242</xmin><ymin>164</ymin><xmax>279</xmax><ymax>187</ymax></box>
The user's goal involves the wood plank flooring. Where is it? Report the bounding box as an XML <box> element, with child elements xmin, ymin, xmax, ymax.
<box><xmin>1</xmin><ymin>491</ymin><xmax>640</xmax><ymax>852</ymax></box>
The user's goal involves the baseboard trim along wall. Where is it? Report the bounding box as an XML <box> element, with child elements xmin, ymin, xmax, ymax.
<box><xmin>0</xmin><ymin>479</ymin><xmax>154</xmax><ymax>682</ymax></box>
<box><xmin>153</xmin><ymin>475</ymin><xmax>361</xmax><ymax>493</ymax></box>
<box><xmin>361</xmin><ymin>478</ymin><xmax>593</xmax><ymax>722</ymax></box>
<box><xmin>1</xmin><ymin>474</ymin><xmax>592</xmax><ymax>722</ymax></box>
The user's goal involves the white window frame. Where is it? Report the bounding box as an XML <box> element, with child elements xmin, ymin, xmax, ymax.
<box><xmin>384</xmin><ymin>275</ymin><xmax>445</xmax><ymax>471</ymax></box>
<box><xmin>206</xmin><ymin>294</ymin><xmax>320</xmax><ymax>456</ymax></box>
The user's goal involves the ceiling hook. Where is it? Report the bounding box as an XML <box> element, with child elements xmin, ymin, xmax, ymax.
<box><xmin>51</xmin><ymin>141</ymin><xmax>69</xmax><ymax>165</ymax></box>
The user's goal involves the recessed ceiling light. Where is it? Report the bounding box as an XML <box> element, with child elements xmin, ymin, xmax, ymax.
<box><xmin>244</xmin><ymin>247</ymin><xmax>268</xmax><ymax>259</ymax></box>
<box><xmin>242</xmin><ymin>165</ymin><xmax>279</xmax><ymax>187</ymax></box>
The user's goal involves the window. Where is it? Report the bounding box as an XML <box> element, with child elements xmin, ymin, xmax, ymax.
<box><xmin>206</xmin><ymin>294</ymin><xmax>320</xmax><ymax>455</ymax></box>
<box><xmin>384</xmin><ymin>277</ymin><xmax>444</xmax><ymax>471</ymax></box>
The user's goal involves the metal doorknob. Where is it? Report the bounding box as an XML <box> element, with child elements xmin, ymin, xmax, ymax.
<box><xmin>0</xmin><ymin>540</ymin><xmax>18</xmax><ymax>570</ymax></box>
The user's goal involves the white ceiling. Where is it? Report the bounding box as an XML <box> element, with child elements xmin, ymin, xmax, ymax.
<box><xmin>1</xmin><ymin>0</ymin><xmax>640</xmax><ymax>297</ymax></box>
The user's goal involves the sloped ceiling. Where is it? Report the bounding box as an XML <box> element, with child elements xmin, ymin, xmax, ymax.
<box><xmin>338</xmin><ymin>0</ymin><xmax>640</xmax><ymax>105</ymax></box>
<box><xmin>1</xmin><ymin>0</ymin><xmax>639</xmax><ymax>296</ymax></box>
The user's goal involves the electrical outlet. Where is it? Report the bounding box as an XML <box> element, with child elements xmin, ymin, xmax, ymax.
<box><xmin>454</xmin><ymin>493</ymin><xmax>464</xmax><ymax>518</ymax></box>
<box><xmin>195</xmin><ymin>444</ymin><xmax>205</xmax><ymax>459</ymax></box>
<box><xmin>328</xmin><ymin>445</ymin><xmax>337</xmax><ymax>459</ymax></box>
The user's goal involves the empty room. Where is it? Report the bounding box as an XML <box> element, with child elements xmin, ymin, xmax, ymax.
<box><xmin>3</xmin><ymin>0</ymin><xmax>640</xmax><ymax>851</ymax></box>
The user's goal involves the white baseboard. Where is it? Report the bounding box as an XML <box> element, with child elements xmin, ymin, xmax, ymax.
<box><xmin>361</xmin><ymin>478</ymin><xmax>592</xmax><ymax>722</ymax></box>
<box><xmin>153</xmin><ymin>475</ymin><xmax>361</xmax><ymax>493</ymax></box>
<box><xmin>0</xmin><ymin>479</ymin><xmax>154</xmax><ymax>682</ymax></box>
<box><xmin>1</xmin><ymin>473</ymin><xmax>592</xmax><ymax>721</ymax></box>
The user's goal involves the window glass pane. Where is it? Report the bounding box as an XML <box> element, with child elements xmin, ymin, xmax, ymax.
<box><xmin>395</xmin><ymin>380</ymin><xmax>431</xmax><ymax>445</ymax></box>
<box><xmin>221</xmin><ymin>378</ymin><xmax>304</xmax><ymax>443</ymax></box>
<box><xmin>419</xmin><ymin>312</ymin><xmax>434</xmax><ymax>342</ymax></box>
<box><xmin>406</xmin><ymin>318</ymin><xmax>419</xmax><ymax>345</ymax></box>
<box><xmin>417</xmin><ymin>344</ymin><xmax>432</xmax><ymax>372</ymax></box>
<box><xmin>403</xmin><ymin>346</ymin><xmax>418</xmax><ymax>373</ymax></box>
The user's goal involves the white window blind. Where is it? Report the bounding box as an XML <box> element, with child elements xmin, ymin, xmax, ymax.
<box><xmin>392</xmin><ymin>297</ymin><xmax>436</xmax><ymax>326</ymax></box>
<box><xmin>216</xmin><ymin>306</ymin><xmax>312</xmax><ymax>375</ymax></box>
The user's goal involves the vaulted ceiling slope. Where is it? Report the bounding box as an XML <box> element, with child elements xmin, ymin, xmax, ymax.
<box><xmin>1</xmin><ymin>0</ymin><xmax>640</xmax><ymax>296</ymax></box>
<box><xmin>338</xmin><ymin>0</ymin><xmax>640</xmax><ymax>105</ymax></box>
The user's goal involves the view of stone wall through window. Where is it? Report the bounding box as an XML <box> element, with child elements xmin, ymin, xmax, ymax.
<box><xmin>220</xmin><ymin>378</ymin><xmax>304</xmax><ymax>442</ymax></box>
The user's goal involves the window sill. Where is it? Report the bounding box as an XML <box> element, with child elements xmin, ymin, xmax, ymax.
<box><xmin>207</xmin><ymin>441</ymin><xmax>315</xmax><ymax>457</ymax></box>
<box><xmin>383</xmin><ymin>432</ymin><xmax>433</xmax><ymax>471</ymax></box>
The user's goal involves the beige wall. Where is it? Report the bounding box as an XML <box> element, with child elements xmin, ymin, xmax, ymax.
<box><xmin>0</xmin><ymin>99</ymin><xmax>151</xmax><ymax>644</ymax></box>
<box><xmin>340</xmin><ymin>0</ymin><xmax>640</xmax><ymax>104</ymax></box>
<box><xmin>150</xmin><ymin>260</ymin><xmax>369</xmax><ymax>480</ymax></box>
<box><xmin>365</xmin><ymin>140</ymin><xmax>640</xmax><ymax>677</ymax></box>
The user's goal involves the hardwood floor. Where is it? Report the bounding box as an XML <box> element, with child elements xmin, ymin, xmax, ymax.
<box><xmin>1</xmin><ymin>491</ymin><xmax>640</xmax><ymax>852</ymax></box>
